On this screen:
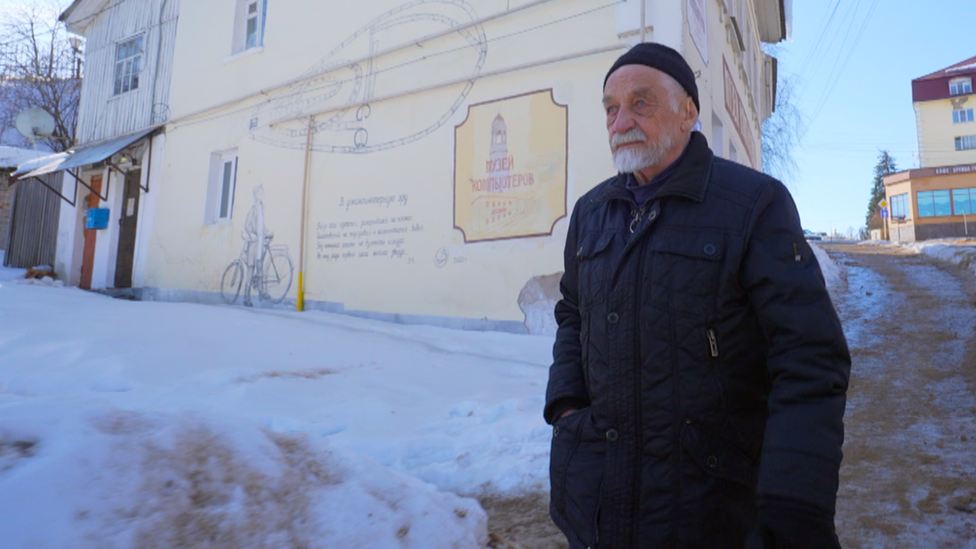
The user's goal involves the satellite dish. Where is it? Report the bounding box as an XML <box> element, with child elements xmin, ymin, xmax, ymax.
<box><xmin>15</xmin><ymin>108</ymin><xmax>56</xmax><ymax>140</ymax></box>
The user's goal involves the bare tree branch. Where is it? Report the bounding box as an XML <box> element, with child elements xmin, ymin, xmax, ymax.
<box><xmin>0</xmin><ymin>0</ymin><xmax>81</xmax><ymax>153</ymax></box>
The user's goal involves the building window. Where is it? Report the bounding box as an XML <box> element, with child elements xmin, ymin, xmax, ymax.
<box><xmin>207</xmin><ymin>150</ymin><xmax>238</xmax><ymax>224</ymax></box>
<box><xmin>954</xmin><ymin>109</ymin><xmax>975</xmax><ymax>124</ymax></box>
<box><xmin>917</xmin><ymin>190</ymin><xmax>952</xmax><ymax>217</ymax></box>
<box><xmin>949</xmin><ymin>77</ymin><xmax>973</xmax><ymax>96</ymax></box>
<box><xmin>234</xmin><ymin>0</ymin><xmax>268</xmax><ymax>53</ymax></box>
<box><xmin>953</xmin><ymin>187</ymin><xmax>976</xmax><ymax>215</ymax></box>
<box><xmin>890</xmin><ymin>193</ymin><xmax>908</xmax><ymax>219</ymax></box>
<box><xmin>729</xmin><ymin>142</ymin><xmax>738</xmax><ymax>163</ymax></box>
<box><xmin>956</xmin><ymin>135</ymin><xmax>976</xmax><ymax>150</ymax></box>
<box><xmin>113</xmin><ymin>35</ymin><xmax>144</xmax><ymax>95</ymax></box>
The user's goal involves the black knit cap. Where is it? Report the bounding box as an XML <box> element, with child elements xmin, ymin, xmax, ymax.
<box><xmin>604</xmin><ymin>42</ymin><xmax>700</xmax><ymax>113</ymax></box>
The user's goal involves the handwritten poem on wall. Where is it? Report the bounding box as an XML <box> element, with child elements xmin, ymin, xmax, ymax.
<box><xmin>315</xmin><ymin>193</ymin><xmax>423</xmax><ymax>264</ymax></box>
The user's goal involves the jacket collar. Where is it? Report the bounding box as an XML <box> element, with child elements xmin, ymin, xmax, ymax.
<box><xmin>598</xmin><ymin>131</ymin><xmax>713</xmax><ymax>204</ymax></box>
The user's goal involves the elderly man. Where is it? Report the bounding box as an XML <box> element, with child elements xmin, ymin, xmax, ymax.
<box><xmin>545</xmin><ymin>43</ymin><xmax>850</xmax><ymax>549</ymax></box>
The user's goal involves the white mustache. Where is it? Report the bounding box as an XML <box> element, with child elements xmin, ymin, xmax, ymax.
<box><xmin>611</xmin><ymin>128</ymin><xmax>648</xmax><ymax>150</ymax></box>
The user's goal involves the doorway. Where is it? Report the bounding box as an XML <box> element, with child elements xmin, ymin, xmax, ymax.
<box><xmin>114</xmin><ymin>169</ymin><xmax>141</xmax><ymax>288</ymax></box>
<box><xmin>79</xmin><ymin>174</ymin><xmax>102</xmax><ymax>290</ymax></box>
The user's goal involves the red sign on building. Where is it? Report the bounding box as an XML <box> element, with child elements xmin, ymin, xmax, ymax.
<box><xmin>723</xmin><ymin>57</ymin><xmax>757</xmax><ymax>168</ymax></box>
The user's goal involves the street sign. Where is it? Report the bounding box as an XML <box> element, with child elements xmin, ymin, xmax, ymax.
<box><xmin>879</xmin><ymin>199</ymin><xmax>888</xmax><ymax>208</ymax></box>
<box><xmin>881</xmin><ymin>208</ymin><xmax>889</xmax><ymax>219</ymax></box>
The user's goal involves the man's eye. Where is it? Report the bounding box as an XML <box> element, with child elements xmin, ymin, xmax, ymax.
<box><xmin>607</xmin><ymin>106</ymin><xmax>617</xmax><ymax>115</ymax></box>
<box><xmin>636</xmin><ymin>100</ymin><xmax>647</xmax><ymax>107</ymax></box>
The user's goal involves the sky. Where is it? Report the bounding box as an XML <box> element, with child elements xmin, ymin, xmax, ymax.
<box><xmin>2</xmin><ymin>0</ymin><xmax>975</xmax><ymax>235</ymax></box>
<box><xmin>782</xmin><ymin>0</ymin><xmax>976</xmax><ymax>235</ymax></box>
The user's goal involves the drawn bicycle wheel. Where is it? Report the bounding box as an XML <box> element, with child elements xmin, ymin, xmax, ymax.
<box><xmin>220</xmin><ymin>261</ymin><xmax>245</xmax><ymax>304</ymax></box>
<box><xmin>260</xmin><ymin>251</ymin><xmax>293</xmax><ymax>304</ymax></box>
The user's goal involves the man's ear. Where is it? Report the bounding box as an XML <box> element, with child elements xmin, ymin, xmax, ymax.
<box><xmin>680</xmin><ymin>97</ymin><xmax>699</xmax><ymax>133</ymax></box>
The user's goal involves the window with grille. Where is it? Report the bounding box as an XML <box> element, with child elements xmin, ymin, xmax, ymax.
<box><xmin>113</xmin><ymin>35</ymin><xmax>144</xmax><ymax>95</ymax></box>
<box><xmin>955</xmin><ymin>135</ymin><xmax>976</xmax><ymax>150</ymax></box>
<box><xmin>953</xmin><ymin>109</ymin><xmax>974</xmax><ymax>124</ymax></box>
<box><xmin>233</xmin><ymin>0</ymin><xmax>268</xmax><ymax>54</ymax></box>
<box><xmin>949</xmin><ymin>78</ymin><xmax>973</xmax><ymax>96</ymax></box>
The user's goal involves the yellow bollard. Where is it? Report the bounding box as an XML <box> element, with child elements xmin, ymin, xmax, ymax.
<box><xmin>296</xmin><ymin>271</ymin><xmax>304</xmax><ymax>311</ymax></box>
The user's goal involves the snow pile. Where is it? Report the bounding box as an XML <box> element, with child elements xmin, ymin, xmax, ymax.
<box><xmin>902</xmin><ymin>238</ymin><xmax>976</xmax><ymax>278</ymax></box>
<box><xmin>8</xmin><ymin>276</ymin><xmax>64</xmax><ymax>287</ymax></box>
<box><xmin>0</xmin><ymin>263</ymin><xmax>554</xmax><ymax>547</ymax></box>
<box><xmin>0</xmin><ymin>401</ymin><xmax>487</xmax><ymax>549</ymax></box>
<box><xmin>0</xmin><ymin>251</ymin><xmax>26</xmax><ymax>286</ymax></box>
<box><xmin>810</xmin><ymin>242</ymin><xmax>843</xmax><ymax>295</ymax></box>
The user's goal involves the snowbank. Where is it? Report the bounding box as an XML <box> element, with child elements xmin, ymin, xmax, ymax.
<box><xmin>0</xmin><ymin>251</ymin><xmax>26</xmax><ymax>285</ymax></box>
<box><xmin>0</xmin><ymin>261</ymin><xmax>553</xmax><ymax>547</ymax></box>
<box><xmin>810</xmin><ymin>242</ymin><xmax>844</xmax><ymax>296</ymax></box>
<box><xmin>902</xmin><ymin>238</ymin><xmax>976</xmax><ymax>278</ymax></box>
<box><xmin>0</xmin><ymin>400</ymin><xmax>486</xmax><ymax>549</ymax></box>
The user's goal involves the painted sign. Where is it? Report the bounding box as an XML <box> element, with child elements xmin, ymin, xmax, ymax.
<box><xmin>722</xmin><ymin>57</ymin><xmax>757</xmax><ymax>168</ymax></box>
<box><xmin>453</xmin><ymin>90</ymin><xmax>567</xmax><ymax>243</ymax></box>
<box><xmin>688</xmin><ymin>0</ymin><xmax>708</xmax><ymax>65</ymax></box>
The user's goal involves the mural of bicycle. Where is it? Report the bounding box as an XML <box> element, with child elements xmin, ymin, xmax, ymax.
<box><xmin>220</xmin><ymin>231</ymin><xmax>294</xmax><ymax>306</ymax></box>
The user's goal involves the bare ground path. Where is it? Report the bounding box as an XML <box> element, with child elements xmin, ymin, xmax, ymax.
<box><xmin>823</xmin><ymin>242</ymin><xmax>976</xmax><ymax>549</ymax></box>
<box><xmin>483</xmin><ymin>243</ymin><xmax>976</xmax><ymax>549</ymax></box>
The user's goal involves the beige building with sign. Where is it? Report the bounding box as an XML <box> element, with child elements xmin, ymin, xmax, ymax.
<box><xmin>108</xmin><ymin>0</ymin><xmax>788</xmax><ymax>332</ymax></box>
<box><xmin>912</xmin><ymin>55</ymin><xmax>976</xmax><ymax>168</ymax></box>
<box><xmin>883</xmin><ymin>55</ymin><xmax>976</xmax><ymax>242</ymax></box>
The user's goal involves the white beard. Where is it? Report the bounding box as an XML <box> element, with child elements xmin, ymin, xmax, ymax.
<box><xmin>611</xmin><ymin>128</ymin><xmax>676</xmax><ymax>174</ymax></box>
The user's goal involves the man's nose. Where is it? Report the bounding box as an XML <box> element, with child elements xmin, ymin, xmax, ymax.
<box><xmin>611</xmin><ymin>107</ymin><xmax>636</xmax><ymax>135</ymax></box>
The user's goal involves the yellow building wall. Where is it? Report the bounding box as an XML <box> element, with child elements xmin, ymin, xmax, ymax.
<box><xmin>147</xmin><ymin>0</ymin><xmax>775</xmax><ymax>327</ymax></box>
<box><xmin>686</xmin><ymin>0</ymin><xmax>765</xmax><ymax>170</ymax></box>
<box><xmin>915</xmin><ymin>97</ymin><xmax>976</xmax><ymax>167</ymax></box>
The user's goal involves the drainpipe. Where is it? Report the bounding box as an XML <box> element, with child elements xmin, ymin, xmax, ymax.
<box><xmin>640</xmin><ymin>0</ymin><xmax>646</xmax><ymax>43</ymax></box>
<box><xmin>297</xmin><ymin>116</ymin><xmax>314</xmax><ymax>311</ymax></box>
<box><xmin>150</xmin><ymin>0</ymin><xmax>172</xmax><ymax>125</ymax></box>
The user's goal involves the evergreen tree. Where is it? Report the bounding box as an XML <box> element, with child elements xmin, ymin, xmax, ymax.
<box><xmin>865</xmin><ymin>151</ymin><xmax>899</xmax><ymax>228</ymax></box>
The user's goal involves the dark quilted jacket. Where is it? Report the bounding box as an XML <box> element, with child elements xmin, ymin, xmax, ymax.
<box><xmin>545</xmin><ymin>132</ymin><xmax>851</xmax><ymax>549</ymax></box>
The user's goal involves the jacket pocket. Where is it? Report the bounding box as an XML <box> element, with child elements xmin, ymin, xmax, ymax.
<box><xmin>549</xmin><ymin>408</ymin><xmax>605</xmax><ymax>547</ymax></box>
<box><xmin>648</xmin><ymin>230</ymin><xmax>726</xmax><ymax>318</ymax></box>
<box><xmin>680</xmin><ymin>419</ymin><xmax>758</xmax><ymax>488</ymax></box>
<box><xmin>576</xmin><ymin>231</ymin><xmax>616</xmax><ymax>311</ymax></box>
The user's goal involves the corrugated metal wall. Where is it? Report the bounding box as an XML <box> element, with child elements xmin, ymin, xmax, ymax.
<box><xmin>75</xmin><ymin>0</ymin><xmax>181</xmax><ymax>144</ymax></box>
<box><xmin>2</xmin><ymin>173</ymin><xmax>63</xmax><ymax>269</ymax></box>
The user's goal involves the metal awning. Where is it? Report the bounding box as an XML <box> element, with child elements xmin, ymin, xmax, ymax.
<box><xmin>17</xmin><ymin>127</ymin><xmax>157</xmax><ymax>179</ymax></box>
<box><xmin>13</xmin><ymin>127</ymin><xmax>159</xmax><ymax>207</ymax></box>
<box><xmin>11</xmin><ymin>152</ymin><xmax>69</xmax><ymax>178</ymax></box>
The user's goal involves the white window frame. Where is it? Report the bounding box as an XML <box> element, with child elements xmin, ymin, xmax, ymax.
<box><xmin>206</xmin><ymin>149</ymin><xmax>239</xmax><ymax>224</ymax></box>
<box><xmin>953</xmin><ymin>108</ymin><xmax>974</xmax><ymax>124</ymax></box>
<box><xmin>113</xmin><ymin>34</ymin><xmax>144</xmax><ymax>96</ymax></box>
<box><xmin>232</xmin><ymin>0</ymin><xmax>268</xmax><ymax>54</ymax></box>
<box><xmin>955</xmin><ymin>135</ymin><xmax>976</xmax><ymax>151</ymax></box>
<box><xmin>949</xmin><ymin>77</ymin><xmax>973</xmax><ymax>96</ymax></box>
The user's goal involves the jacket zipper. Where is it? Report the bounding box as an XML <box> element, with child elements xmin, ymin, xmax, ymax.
<box><xmin>629</xmin><ymin>206</ymin><xmax>646</xmax><ymax>233</ymax></box>
<box><xmin>793</xmin><ymin>242</ymin><xmax>801</xmax><ymax>263</ymax></box>
<box><xmin>707</xmin><ymin>328</ymin><xmax>719</xmax><ymax>358</ymax></box>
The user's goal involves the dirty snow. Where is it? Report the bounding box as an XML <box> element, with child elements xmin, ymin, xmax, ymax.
<box><xmin>902</xmin><ymin>238</ymin><xmax>976</xmax><ymax>277</ymax></box>
<box><xmin>810</xmin><ymin>242</ymin><xmax>843</xmax><ymax>294</ymax></box>
<box><xmin>0</xmin><ymin>240</ymin><xmax>947</xmax><ymax>548</ymax></box>
<box><xmin>0</xmin><ymin>253</ymin><xmax>554</xmax><ymax>547</ymax></box>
